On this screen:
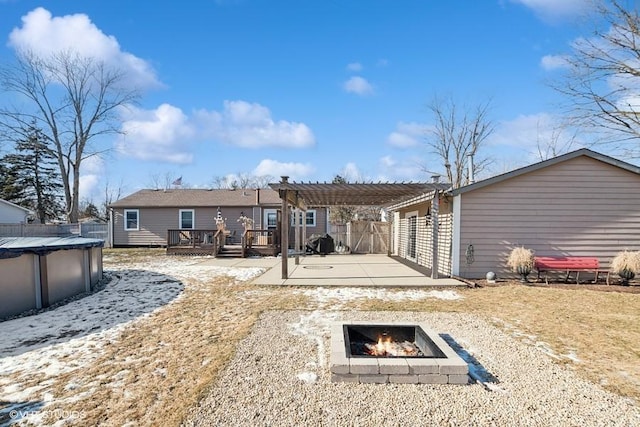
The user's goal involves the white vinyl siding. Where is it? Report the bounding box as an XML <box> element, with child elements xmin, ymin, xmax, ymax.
<box><xmin>124</xmin><ymin>209</ymin><xmax>139</xmax><ymax>231</ymax></box>
<box><xmin>179</xmin><ymin>209</ymin><xmax>195</xmax><ymax>229</ymax></box>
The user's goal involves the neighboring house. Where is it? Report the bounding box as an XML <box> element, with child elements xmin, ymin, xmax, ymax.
<box><xmin>390</xmin><ymin>149</ymin><xmax>640</xmax><ymax>279</ymax></box>
<box><xmin>0</xmin><ymin>199</ymin><xmax>33</xmax><ymax>224</ymax></box>
<box><xmin>109</xmin><ymin>188</ymin><xmax>329</xmax><ymax>247</ymax></box>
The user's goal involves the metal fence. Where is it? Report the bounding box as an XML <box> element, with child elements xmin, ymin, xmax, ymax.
<box><xmin>0</xmin><ymin>222</ymin><xmax>111</xmax><ymax>246</ymax></box>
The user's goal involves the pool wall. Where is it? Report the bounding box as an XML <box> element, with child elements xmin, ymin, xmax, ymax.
<box><xmin>0</xmin><ymin>237</ymin><xmax>103</xmax><ymax>318</ymax></box>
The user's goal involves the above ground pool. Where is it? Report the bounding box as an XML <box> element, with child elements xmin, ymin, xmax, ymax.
<box><xmin>0</xmin><ymin>236</ymin><xmax>104</xmax><ymax>318</ymax></box>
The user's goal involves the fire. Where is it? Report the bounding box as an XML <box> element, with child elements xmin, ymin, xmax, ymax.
<box><xmin>364</xmin><ymin>335</ymin><xmax>420</xmax><ymax>357</ymax></box>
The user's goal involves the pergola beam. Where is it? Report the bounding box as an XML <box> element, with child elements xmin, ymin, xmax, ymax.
<box><xmin>272</xmin><ymin>178</ymin><xmax>450</xmax><ymax>279</ymax></box>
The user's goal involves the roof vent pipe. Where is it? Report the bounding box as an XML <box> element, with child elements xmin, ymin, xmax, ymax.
<box><xmin>467</xmin><ymin>153</ymin><xmax>475</xmax><ymax>184</ymax></box>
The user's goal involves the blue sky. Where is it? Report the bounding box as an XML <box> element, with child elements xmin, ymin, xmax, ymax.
<box><xmin>0</xmin><ymin>0</ymin><xmax>607</xmax><ymax>201</ymax></box>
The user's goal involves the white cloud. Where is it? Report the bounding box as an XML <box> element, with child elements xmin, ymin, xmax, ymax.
<box><xmin>379</xmin><ymin>155</ymin><xmax>395</xmax><ymax>168</ymax></box>
<box><xmin>340</xmin><ymin>162</ymin><xmax>362</xmax><ymax>181</ymax></box>
<box><xmin>343</xmin><ymin>76</ymin><xmax>374</xmax><ymax>96</ymax></box>
<box><xmin>78</xmin><ymin>156</ymin><xmax>105</xmax><ymax>201</ymax></box>
<box><xmin>387</xmin><ymin>122</ymin><xmax>427</xmax><ymax>148</ymax></box>
<box><xmin>8</xmin><ymin>7</ymin><xmax>160</xmax><ymax>88</ymax></box>
<box><xmin>196</xmin><ymin>100</ymin><xmax>315</xmax><ymax>149</ymax></box>
<box><xmin>82</xmin><ymin>155</ymin><xmax>105</xmax><ymax>175</ymax></box>
<box><xmin>377</xmin><ymin>155</ymin><xmax>425</xmax><ymax>182</ymax></box>
<box><xmin>346</xmin><ymin>62</ymin><xmax>362</xmax><ymax>72</ymax></box>
<box><xmin>510</xmin><ymin>0</ymin><xmax>591</xmax><ymax>22</ymax></box>
<box><xmin>489</xmin><ymin>112</ymin><xmax>580</xmax><ymax>154</ymax></box>
<box><xmin>252</xmin><ymin>159</ymin><xmax>315</xmax><ymax>180</ymax></box>
<box><xmin>540</xmin><ymin>54</ymin><xmax>570</xmax><ymax>70</ymax></box>
<box><xmin>117</xmin><ymin>104</ymin><xmax>195</xmax><ymax>164</ymax></box>
<box><xmin>116</xmin><ymin>100</ymin><xmax>314</xmax><ymax>164</ymax></box>
<box><xmin>489</xmin><ymin>112</ymin><xmax>554</xmax><ymax>148</ymax></box>
<box><xmin>79</xmin><ymin>174</ymin><xmax>100</xmax><ymax>201</ymax></box>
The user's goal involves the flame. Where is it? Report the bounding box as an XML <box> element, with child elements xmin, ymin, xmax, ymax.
<box><xmin>372</xmin><ymin>336</ymin><xmax>393</xmax><ymax>356</ymax></box>
<box><xmin>364</xmin><ymin>335</ymin><xmax>420</xmax><ymax>357</ymax></box>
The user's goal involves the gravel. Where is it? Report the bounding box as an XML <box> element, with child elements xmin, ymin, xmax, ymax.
<box><xmin>184</xmin><ymin>311</ymin><xmax>640</xmax><ymax>426</ymax></box>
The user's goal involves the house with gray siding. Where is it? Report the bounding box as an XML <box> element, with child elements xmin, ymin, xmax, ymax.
<box><xmin>0</xmin><ymin>199</ymin><xmax>33</xmax><ymax>224</ymax></box>
<box><xmin>390</xmin><ymin>149</ymin><xmax>640</xmax><ymax>280</ymax></box>
<box><xmin>109</xmin><ymin>188</ymin><xmax>329</xmax><ymax>247</ymax></box>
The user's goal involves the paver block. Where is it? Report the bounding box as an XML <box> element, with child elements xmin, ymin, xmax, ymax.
<box><xmin>389</xmin><ymin>375</ymin><xmax>419</xmax><ymax>384</ymax></box>
<box><xmin>379</xmin><ymin>358</ymin><xmax>409</xmax><ymax>375</ymax></box>
<box><xmin>438</xmin><ymin>359</ymin><xmax>468</xmax><ymax>375</ymax></box>
<box><xmin>448</xmin><ymin>374</ymin><xmax>470</xmax><ymax>385</ymax></box>
<box><xmin>331</xmin><ymin>373</ymin><xmax>359</xmax><ymax>383</ymax></box>
<box><xmin>350</xmin><ymin>358</ymin><xmax>379</xmax><ymax>375</ymax></box>
<box><xmin>359</xmin><ymin>374</ymin><xmax>389</xmax><ymax>384</ymax></box>
<box><xmin>407</xmin><ymin>358</ymin><xmax>439</xmax><ymax>374</ymax></box>
<box><xmin>418</xmin><ymin>374</ymin><xmax>448</xmax><ymax>384</ymax></box>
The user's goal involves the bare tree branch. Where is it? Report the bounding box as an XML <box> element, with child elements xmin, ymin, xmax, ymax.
<box><xmin>0</xmin><ymin>49</ymin><xmax>140</xmax><ymax>223</ymax></box>
<box><xmin>552</xmin><ymin>0</ymin><xmax>640</xmax><ymax>155</ymax></box>
<box><xmin>423</xmin><ymin>94</ymin><xmax>494</xmax><ymax>188</ymax></box>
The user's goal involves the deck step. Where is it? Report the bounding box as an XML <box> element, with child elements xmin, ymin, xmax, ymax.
<box><xmin>216</xmin><ymin>246</ymin><xmax>244</xmax><ymax>258</ymax></box>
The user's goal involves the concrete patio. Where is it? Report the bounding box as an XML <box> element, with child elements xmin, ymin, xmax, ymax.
<box><xmin>197</xmin><ymin>254</ymin><xmax>465</xmax><ymax>287</ymax></box>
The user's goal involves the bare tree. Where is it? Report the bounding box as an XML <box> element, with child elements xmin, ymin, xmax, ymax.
<box><xmin>0</xmin><ymin>50</ymin><xmax>140</xmax><ymax>223</ymax></box>
<box><xmin>552</xmin><ymin>0</ymin><xmax>640</xmax><ymax>155</ymax></box>
<box><xmin>101</xmin><ymin>178</ymin><xmax>125</xmax><ymax>220</ymax></box>
<box><xmin>424</xmin><ymin>95</ymin><xmax>494</xmax><ymax>188</ymax></box>
<box><xmin>535</xmin><ymin>119</ymin><xmax>579</xmax><ymax>161</ymax></box>
<box><xmin>211</xmin><ymin>174</ymin><xmax>273</xmax><ymax>189</ymax></box>
<box><xmin>148</xmin><ymin>172</ymin><xmax>180</xmax><ymax>190</ymax></box>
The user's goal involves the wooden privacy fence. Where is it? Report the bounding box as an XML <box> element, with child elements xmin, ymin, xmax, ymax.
<box><xmin>329</xmin><ymin>220</ymin><xmax>389</xmax><ymax>254</ymax></box>
<box><xmin>0</xmin><ymin>223</ymin><xmax>110</xmax><ymax>246</ymax></box>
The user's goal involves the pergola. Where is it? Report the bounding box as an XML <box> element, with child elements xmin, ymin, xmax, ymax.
<box><xmin>269</xmin><ymin>176</ymin><xmax>450</xmax><ymax>279</ymax></box>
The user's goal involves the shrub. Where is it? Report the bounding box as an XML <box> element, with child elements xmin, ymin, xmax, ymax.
<box><xmin>506</xmin><ymin>246</ymin><xmax>535</xmax><ymax>272</ymax></box>
<box><xmin>611</xmin><ymin>250</ymin><xmax>640</xmax><ymax>274</ymax></box>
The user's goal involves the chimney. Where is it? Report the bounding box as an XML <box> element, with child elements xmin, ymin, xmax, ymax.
<box><xmin>467</xmin><ymin>153</ymin><xmax>475</xmax><ymax>184</ymax></box>
<box><xmin>431</xmin><ymin>174</ymin><xmax>441</xmax><ymax>184</ymax></box>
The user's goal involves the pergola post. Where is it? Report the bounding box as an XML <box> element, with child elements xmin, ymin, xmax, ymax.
<box><xmin>294</xmin><ymin>208</ymin><xmax>300</xmax><ymax>265</ymax></box>
<box><xmin>280</xmin><ymin>176</ymin><xmax>290</xmax><ymax>279</ymax></box>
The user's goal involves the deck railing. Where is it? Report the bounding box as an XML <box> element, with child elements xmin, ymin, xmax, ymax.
<box><xmin>167</xmin><ymin>229</ymin><xmax>220</xmax><ymax>250</ymax></box>
<box><xmin>241</xmin><ymin>229</ymin><xmax>278</xmax><ymax>257</ymax></box>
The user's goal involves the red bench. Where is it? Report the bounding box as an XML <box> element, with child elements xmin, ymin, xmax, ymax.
<box><xmin>534</xmin><ymin>256</ymin><xmax>609</xmax><ymax>285</ymax></box>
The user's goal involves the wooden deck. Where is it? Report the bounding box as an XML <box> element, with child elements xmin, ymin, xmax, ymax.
<box><xmin>166</xmin><ymin>228</ymin><xmax>279</xmax><ymax>257</ymax></box>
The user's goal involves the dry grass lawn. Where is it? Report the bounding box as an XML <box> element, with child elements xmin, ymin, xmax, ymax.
<box><xmin>18</xmin><ymin>248</ymin><xmax>639</xmax><ymax>425</ymax></box>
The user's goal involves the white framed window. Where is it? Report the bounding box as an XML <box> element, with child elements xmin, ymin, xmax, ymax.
<box><xmin>291</xmin><ymin>209</ymin><xmax>316</xmax><ymax>227</ymax></box>
<box><xmin>124</xmin><ymin>209</ymin><xmax>139</xmax><ymax>231</ymax></box>
<box><xmin>179</xmin><ymin>209</ymin><xmax>195</xmax><ymax>229</ymax></box>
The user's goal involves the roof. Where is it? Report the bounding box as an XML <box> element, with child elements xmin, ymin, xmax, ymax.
<box><xmin>452</xmin><ymin>148</ymin><xmax>640</xmax><ymax>196</ymax></box>
<box><xmin>109</xmin><ymin>188</ymin><xmax>282</xmax><ymax>208</ymax></box>
<box><xmin>0</xmin><ymin>236</ymin><xmax>104</xmax><ymax>259</ymax></box>
<box><xmin>0</xmin><ymin>198</ymin><xmax>33</xmax><ymax>214</ymax></box>
<box><xmin>268</xmin><ymin>181</ymin><xmax>451</xmax><ymax>207</ymax></box>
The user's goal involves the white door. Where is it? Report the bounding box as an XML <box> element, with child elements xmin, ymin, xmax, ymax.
<box><xmin>406</xmin><ymin>211</ymin><xmax>418</xmax><ymax>262</ymax></box>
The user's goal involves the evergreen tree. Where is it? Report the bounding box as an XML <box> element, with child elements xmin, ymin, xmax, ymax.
<box><xmin>2</xmin><ymin>126</ymin><xmax>64</xmax><ymax>223</ymax></box>
<box><xmin>0</xmin><ymin>162</ymin><xmax>27</xmax><ymax>205</ymax></box>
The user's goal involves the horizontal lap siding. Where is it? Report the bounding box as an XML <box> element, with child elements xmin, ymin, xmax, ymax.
<box><xmin>458</xmin><ymin>156</ymin><xmax>640</xmax><ymax>279</ymax></box>
<box><xmin>113</xmin><ymin>207</ymin><xmax>222</xmax><ymax>246</ymax></box>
